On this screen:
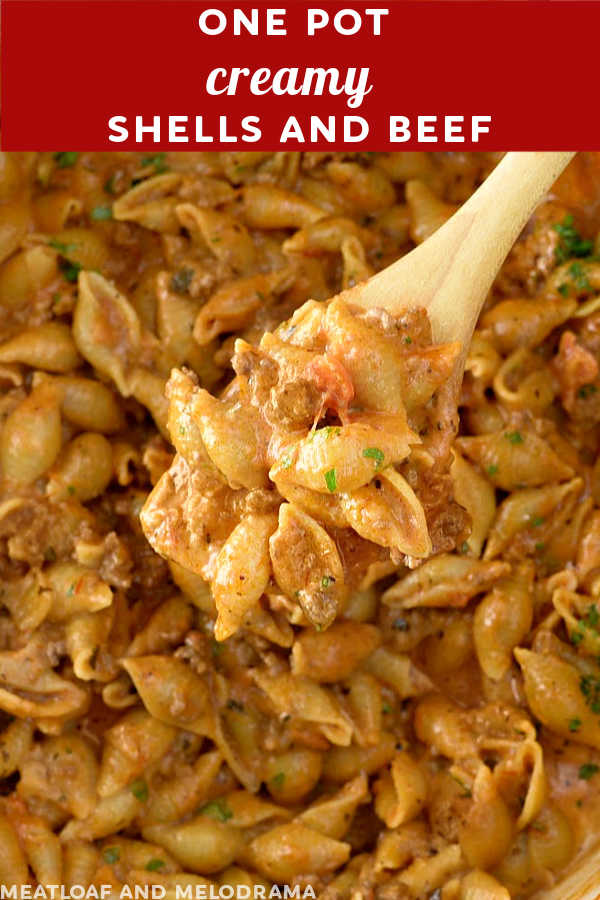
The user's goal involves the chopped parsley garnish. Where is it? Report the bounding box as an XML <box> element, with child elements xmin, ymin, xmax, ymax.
<box><xmin>211</xmin><ymin>639</ymin><xmax>223</xmax><ymax>657</ymax></box>
<box><xmin>393</xmin><ymin>617</ymin><xmax>409</xmax><ymax>631</ymax></box>
<box><xmin>505</xmin><ymin>430</ymin><xmax>524</xmax><ymax>445</ymax></box>
<box><xmin>531</xmin><ymin>516</ymin><xmax>545</xmax><ymax>527</ymax></box>
<box><xmin>322</xmin><ymin>426</ymin><xmax>341</xmax><ymax>439</ymax></box>
<box><xmin>146</xmin><ymin>859</ymin><xmax>165</xmax><ymax>872</ymax></box>
<box><xmin>141</xmin><ymin>152</ymin><xmax>168</xmax><ymax>174</ymax></box>
<box><xmin>66</xmin><ymin>583</ymin><xmax>75</xmax><ymax>598</ymax></box>
<box><xmin>54</xmin><ymin>151</ymin><xmax>79</xmax><ymax>168</ymax></box>
<box><xmin>199</xmin><ymin>798</ymin><xmax>233</xmax><ymax>822</ymax></box>
<box><xmin>568</xmin><ymin>261</ymin><xmax>592</xmax><ymax>291</ymax></box>
<box><xmin>534</xmin><ymin>542</ymin><xmax>545</xmax><ymax>553</ymax></box>
<box><xmin>578</xmin><ymin>384</ymin><xmax>598</xmax><ymax>399</ymax></box>
<box><xmin>449</xmin><ymin>773</ymin><xmax>472</xmax><ymax>798</ymax></box>
<box><xmin>280</xmin><ymin>455</ymin><xmax>292</xmax><ymax>470</ymax></box>
<box><xmin>553</xmin><ymin>214</ymin><xmax>594</xmax><ymax>263</ymax></box>
<box><xmin>460</xmin><ymin>541</ymin><xmax>469</xmax><ymax>554</ymax></box>
<box><xmin>585</xmin><ymin>604</ymin><xmax>600</xmax><ymax>630</ymax></box>
<box><xmin>271</xmin><ymin>772</ymin><xmax>285</xmax><ymax>788</ymax></box>
<box><xmin>569</xmin><ymin>717</ymin><xmax>582</xmax><ymax>732</ymax></box>
<box><xmin>67</xmin><ymin>485</ymin><xmax>76</xmax><ymax>496</ymax></box>
<box><xmin>170</xmin><ymin>267</ymin><xmax>194</xmax><ymax>294</ymax></box>
<box><xmin>558</xmin><ymin>283</ymin><xmax>571</xmax><ymax>297</ymax></box>
<box><xmin>102</xmin><ymin>847</ymin><xmax>120</xmax><ymax>864</ymax></box>
<box><xmin>226</xmin><ymin>699</ymin><xmax>244</xmax><ymax>711</ymax></box>
<box><xmin>49</xmin><ymin>239</ymin><xmax>76</xmax><ymax>254</ymax></box>
<box><xmin>486</xmin><ymin>464</ymin><xmax>499</xmax><ymax>476</ymax></box>
<box><xmin>324</xmin><ymin>468</ymin><xmax>337</xmax><ymax>492</ymax></box>
<box><xmin>104</xmin><ymin>174</ymin><xmax>117</xmax><ymax>195</ymax></box>
<box><xmin>571</xmin><ymin>604</ymin><xmax>600</xmax><ymax>647</ymax></box>
<box><xmin>403</xmin><ymin>335</ymin><xmax>412</xmax><ymax>345</ymax></box>
<box><xmin>130</xmin><ymin>778</ymin><xmax>149</xmax><ymax>802</ymax></box>
<box><xmin>363</xmin><ymin>447</ymin><xmax>384</xmax><ymax>469</ymax></box>
<box><xmin>91</xmin><ymin>205</ymin><xmax>112</xmax><ymax>221</ymax></box>
<box><xmin>321</xmin><ymin>575</ymin><xmax>334</xmax><ymax>589</ymax></box>
<box><xmin>59</xmin><ymin>259</ymin><xmax>83</xmax><ymax>283</ymax></box>
<box><xmin>381</xmin><ymin>703</ymin><xmax>392</xmax><ymax>714</ymax></box>
<box><xmin>578</xmin><ymin>763</ymin><xmax>599</xmax><ymax>780</ymax></box>
<box><xmin>580</xmin><ymin>673</ymin><xmax>600</xmax><ymax>714</ymax></box>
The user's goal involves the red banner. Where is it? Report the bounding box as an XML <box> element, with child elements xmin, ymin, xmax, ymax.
<box><xmin>2</xmin><ymin>0</ymin><xmax>600</xmax><ymax>151</ymax></box>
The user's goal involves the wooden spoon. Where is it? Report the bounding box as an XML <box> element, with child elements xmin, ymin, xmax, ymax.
<box><xmin>341</xmin><ymin>151</ymin><xmax>575</xmax><ymax>353</ymax></box>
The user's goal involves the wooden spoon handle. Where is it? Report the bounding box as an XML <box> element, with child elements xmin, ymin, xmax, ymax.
<box><xmin>348</xmin><ymin>152</ymin><xmax>575</xmax><ymax>345</ymax></box>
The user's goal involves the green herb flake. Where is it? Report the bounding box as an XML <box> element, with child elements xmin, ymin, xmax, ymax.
<box><xmin>66</xmin><ymin>582</ymin><xmax>75</xmax><ymax>598</ymax></box>
<box><xmin>280</xmin><ymin>455</ymin><xmax>292</xmax><ymax>470</ymax></box>
<box><xmin>486</xmin><ymin>464</ymin><xmax>499</xmax><ymax>476</ymax></box>
<box><xmin>104</xmin><ymin>174</ymin><xmax>117</xmax><ymax>195</ymax></box>
<box><xmin>403</xmin><ymin>335</ymin><xmax>412</xmax><ymax>345</ymax></box>
<box><xmin>324</xmin><ymin>468</ymin><xmax>337</xmax><ymax>493</ymax></box>
<box><xmin>553</xmin><ymin>214</ymin><xmax>594</xmax><ymax>263</ymax></box>
<box><xmin>535</xmin><ymin>542</ymin><xmax>545</xmax><ymax>553</ymax></box>
<box><xmin>141</xmin><ymin>152</ymin><xmax>168</xmax><ymax>174</ymax></box>
<box><xmin>211</xmin><ymin>639</ymin><xmax>223</xmax><ymax>657</ymax></box>
<box><xmin>531</xmin><ymin>516</ymin><xmax>545</xmax><ymax>527</ymax></box>
<box><xmin>568</xmin><ymin>261</ymin><xmax>592</xmax><ymax>291</ymax></box>
<box><xmin>170</xmin><ymin>267</ymin><xmax>194</xmax><ymax>294</ymax></box>
<box><xmin>505</xmin><ymin>430</ymin><xmax>524</xmax><ymax>445</ymax></box>
<box><xmin>449</xmin><ymin>773</ymin><xmax>472</xmax><ymax>798</ymax></box>
<box><xmin>587</xmin><ymin>604</ymin><xmax>600</xmax><ymax>629</ymax></box>
<box><xmin>393</xmin><ymin>617</ymin><xmax>409</xmax><ymax>631</ymax></box>
<box><xmin>571</xmin><ymin>630</ymin><xmax>584</xmax><ymax>647</ymax></box>
<box><xmin>67</xmin><ymin>485</ymin><xmax>76</xmax><ymax>496</ymax></box>
<box><xmin>558</xmin><ymin>283</ymin><xmax>571</xmax><ymax>297</ymax></box>
<box><xmin>226</xmin><ymin>699</ymin><xmax>244</xmax><ymax>712</ymax></box>
<box><xmin>44</xmin><ymin>547</ymin><xmax>57</xmax><ymax>563</ymax></box>
<box><xmin>60</xmin><ymin>259</ymin><xmax>83</xmax><ymax>283</ymax></box>
<box><xmin>569</xmin><ymin>717</ymin><xmax>582</xmax><ymax>732</ymax></box>
<box><xmin>381</xmin><ymin>702</ymin><xmax>392</xmax><ymax>714</ymax></box>
<box><xmin>54</xmin><ymin>151</ymin><xmax>79</xmax><ymax>169</ymax></box>
<box><xmin>363</xmin><ymin>447</ymin><xmax>385</xmax><ymax>469</ymax></box>
<box><xmin>146</xmin><ymin>859</ymin><xmax>165</xmax><ymax>872</ymax></box>
<box><xmin>321</xmin><ymin>575</ymin><xmax>335</xmax><ymax>590</ymax></box>
<box><xmin>49</xmin><ymin>238</ymin><xmax>77</xmax><ymax>255</ymax></box>
<box><xmin>578</xmin><ymin>384</ymin><xmax>598</xmax><ymax>399</ymax></box>
<box><xmin>460</xmin><ymin>541</ymin><xmax>470</xmax><ymax>554</ymax></box>
<box><xmin>580</xmin><ymin>673</ymin><xmax>600</xmax><ymax>715</ymax></box>
<box><xmin>199</xmin><ymin>798</ymin><xmax>233</xmax><ymax>822</ymax></box>
<box><xmin>102</xmin><ymin>847</ymin><xmax>120</xmax><ymax>864</ymax></box>
<box><xmin>271</xmin><ymin>772</ymin><xmax>285</xmax><ymax>788</ymax></box>
<box><xmin>579</xmin><ymin>763</ymin><xmax>600</xmax><ymax>780</ymax></box>
<box><xmin>130</xmin><ymin>778</ymin><xmax>149</xmax><ymax>802</ymax></box>
<box><xmin>91</xmin><ymin>205</ymin><xmax>113</xmax><ymax>221</ymax></box>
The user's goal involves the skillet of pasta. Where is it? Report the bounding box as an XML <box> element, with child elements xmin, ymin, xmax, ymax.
<box><xmin>1</xmin><ymin>149</ymin><xmax>600</xmax><ymax>899</ymax></box>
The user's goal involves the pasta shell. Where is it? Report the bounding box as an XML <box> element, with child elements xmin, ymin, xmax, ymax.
<box><xmin>212</xmin><ymin>512</ymin><xmax>278</xmax><ymax>641</ymax></box>
<box><xmin>341</xmin><ymin>468</ymin><xmax>431</xmax><ymax>558</ymax></box>
<box><xmin>113</xmin><ymin>173</ymin><xmax>183</xmax><ymax>233</ymax></box>
<box><xmin>383</xmin><ymin>554</ymin><xmax>509</xmax><ymax>609</ymax></box>
<box><xmin>456</xmin><ymin>429</ymin><xmax>574</xmax><ymax>491</ymax></box>
<box><xmin>269</xmin><ymin>503</ymin><xmax>346</xmax><ymax>628</ymax></box>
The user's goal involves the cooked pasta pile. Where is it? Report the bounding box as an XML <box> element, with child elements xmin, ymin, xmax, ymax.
<box><xmin>1</xmin><ymin>150</ymin><xmax>600</xmax><ymax>899</ymax></box>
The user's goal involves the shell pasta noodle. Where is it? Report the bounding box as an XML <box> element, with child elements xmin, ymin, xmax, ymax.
<box><xmin>2</xmin><ymin>149</ymin><xmax>600</xmax><ymax>898</ymax></box>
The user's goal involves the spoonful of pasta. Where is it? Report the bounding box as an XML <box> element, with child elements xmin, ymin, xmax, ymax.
<box><xmin>138</xmin><ymin>151</ymin><xmax>575</xmax><ymax>638</ymax></box>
